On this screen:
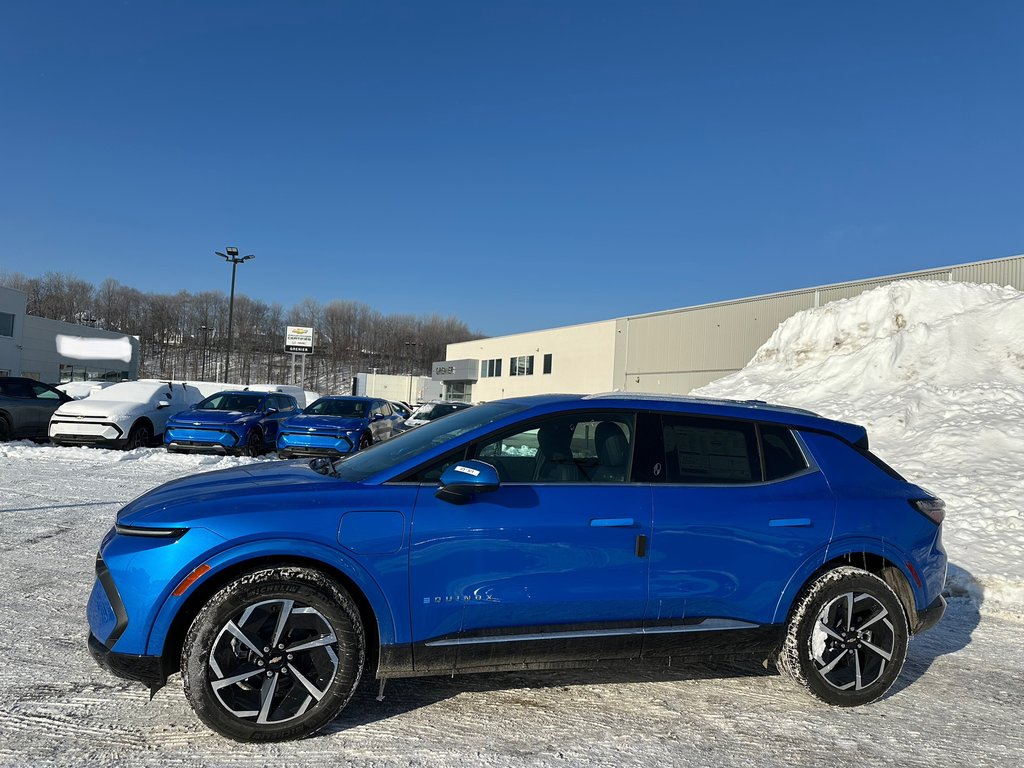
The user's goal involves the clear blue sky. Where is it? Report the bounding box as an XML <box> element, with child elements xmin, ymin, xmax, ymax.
<box><xmin>2</xmin><ymin>1</ymin><xmax>1022</xmax><ymax>336</ymax></box>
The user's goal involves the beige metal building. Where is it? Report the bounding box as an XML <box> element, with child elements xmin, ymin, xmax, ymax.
<box><xmin>435</xmin><ymin>253</ymin><xmax>1024</xmax><ymax>402</ymax></box>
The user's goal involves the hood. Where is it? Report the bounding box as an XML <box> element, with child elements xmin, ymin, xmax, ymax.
<box><xmin>168</xmin><ymin>408</ymin><xmax>259</xmax><ymax>427</ymax></box>
<box><xmin>116</xmin><ymin>460</ymin><xmax>353</xmax><ymax>527</ymax></box>
<box><xmin>56</xmin><ymin>398</ymin><xmax>149</xmax><ymax>419</ymax></box>
<box><xmin>281</xmin><ymin>413</ymin><xmax>367</xmax><ymax>432</ymax></box>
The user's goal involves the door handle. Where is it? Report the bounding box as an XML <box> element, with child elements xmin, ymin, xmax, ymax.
<box><xmin>769</xmin><ymin>518</ymin><xmax>812</xmax><ymax>527</ymax></box>
<box><xmin>590</xmin><ymin>518</ymin><xmax>635</xmax><ymax>527</ymax></box>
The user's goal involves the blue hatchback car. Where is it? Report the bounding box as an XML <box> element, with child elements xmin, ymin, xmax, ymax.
<box><xmin>88</xmin><ymin>394</ymin><xmax>946</xmax><ymax>741</ymax></box>
<box><xmin>276</xmin><ymin>396</ymin><xmax>402</xmax><ymax>458</ymax></box>
<box><xmin>165</xmin><ymin>391</ymin><xmax>300</xmax><ymax>457</ymax></box>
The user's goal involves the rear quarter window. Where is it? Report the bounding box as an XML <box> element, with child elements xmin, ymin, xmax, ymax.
<box><xmin>760</xmin><ymin>424</ymin><xmax>809</xmax><ymax>480</ymax></box>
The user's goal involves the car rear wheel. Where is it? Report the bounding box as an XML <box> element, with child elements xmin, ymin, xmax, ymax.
<box><xmin>777</xmin><ymin>566</ymin><xmax>908</xmax><ymax>706</ymax></box>
<box><xmin>182</xmin><ymin>566</ymin><xmax>365</xmax><ymax>742</ymax></box>
<box><xmin>0</xmin><ymin>416</ymin><xmax>11</xmax><ymax>442</ymax></box>
<box><xmin>124</xmin><ymin>421</ymin><xmax>151</xmax><ymax>450</ymax></box>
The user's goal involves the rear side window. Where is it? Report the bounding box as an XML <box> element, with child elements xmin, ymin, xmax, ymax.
<box><xmin>660</xmin><ymin>414</ymin><xmax>759</xmax><ymax>484</ymax></box>
<box><xmin>759</xmin><ymin>424</ymin><xmax>808</xmax><ymax>480</ymax></box>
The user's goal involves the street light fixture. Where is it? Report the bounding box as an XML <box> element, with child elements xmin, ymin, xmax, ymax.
<box><xmin>216</xmin><ymin>246</ymin><xmax>255</xmax><ymax>381</ymax></box>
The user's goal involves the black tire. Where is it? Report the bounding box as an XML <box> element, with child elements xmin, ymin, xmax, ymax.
<box><xmin>241</xmin><ymin>429</ymin><xmax>263</xmax><ymax>458</ymax></box>
<box><xmin>0</xmin><ymin>416</ymin><xmax>11</xmax><ymax>442</ymax></box>
<box><xmin>124</xmin><ymin>421</ymin><xmax>151</xmax><ymax>450</ymax></box>
<box><xmin>358</xmin><ymin>433</ymin><xmax>371</xmax><ymax>451</ymax></box>
<box><xmin>182</xmin><ymin>566</ymin><xmax>365</xmax><ymax>742</ymax></box>
<box><xmin>777</xmin><ymin>566</ymin><xmax>908</xmax><ymax>706</ymax></box>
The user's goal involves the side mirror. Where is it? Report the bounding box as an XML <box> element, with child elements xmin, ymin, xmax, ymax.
<box><xmin>157</xmin><ymin>400</ymin><xmax>171</xmax><ymax>409</ymax></box>
<box><xmin>436</xmin><ymin>460</ymin><xmax>500</xmax><ymax>505</ymax></box>
<box><xmin>372</xmin><ymin>413</ymin><xmax>385</xmax><ymax>421</ymax></box>
<box><xmin>266</xmin><ymin>407</ymin><xmax>278</xmax><ymax>414</ymax></box>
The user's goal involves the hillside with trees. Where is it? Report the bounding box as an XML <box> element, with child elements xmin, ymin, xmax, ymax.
<box><xmin>0</xmin><ymin>270</ymin><xmax>481</xmax><ymax>392</ymax></box>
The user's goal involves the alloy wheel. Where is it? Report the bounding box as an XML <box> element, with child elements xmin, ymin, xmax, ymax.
<box><xmin>208</xmin><ymin>598</ymin><xmax>341</xmax><ymax>725</ymax></box>
<box><xmin>809</xmin><ymin>591</ymin><xmax>896</xmax><ymax>691</ymax></box>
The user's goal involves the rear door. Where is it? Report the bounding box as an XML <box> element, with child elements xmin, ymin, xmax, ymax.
<box><xmin>408</xmin><ymin>410</ymin><xmax>652</xmax><ymax>673</ymax></box>
<box><xmin>643</xmin><ymin>413</ymin><xmax>835</xmax><ymax>655</ymax></box>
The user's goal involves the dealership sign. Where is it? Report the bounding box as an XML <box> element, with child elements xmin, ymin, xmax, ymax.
<box><xmin>285</xmin><ymin>326</ymin><xmax>314</xmax><ymax>354</ymax></box>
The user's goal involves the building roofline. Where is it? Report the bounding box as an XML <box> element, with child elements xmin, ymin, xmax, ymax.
<box><xmin>621</xmin><ymin>252</ymin><xmax>1024</xmax><ymax>321</ymax></box>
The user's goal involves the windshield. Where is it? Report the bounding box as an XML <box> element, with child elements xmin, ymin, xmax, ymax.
<box><xmin>410</xmin><ymin>402</ymin><xmax>469</xmax><ymax>421</ymax></box>
<box><xmin>305</xmin><ymin>398</ymin><xmax>369</xmax><ymax>418</ymax></box>
<box><xmin>198</xmin><ymin>393</ymin><xmax>264</xmax><ymax>412</ymax></box>
<box><xmin>332</xmin><ymin>401</ymin><xmax>525</xmax><ymax>482</ymax></box>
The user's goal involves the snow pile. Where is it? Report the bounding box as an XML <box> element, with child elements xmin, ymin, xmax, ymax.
<box><xmin>696</xmin><ymin>280</ymin><xmax>1024</xmax><ymax>616</ymax></box>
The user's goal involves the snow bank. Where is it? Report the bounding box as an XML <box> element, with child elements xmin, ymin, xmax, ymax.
<box><xmin>696</xmin><ymin>280</ymin><xmax>1024</xmax><ymax>617</ymax></box>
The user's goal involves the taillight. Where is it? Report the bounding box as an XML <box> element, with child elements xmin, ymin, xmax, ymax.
<box><xmin>910</xmin><ymin>498</ymin><xmax>945</xmax><ymax>525</ymax></box>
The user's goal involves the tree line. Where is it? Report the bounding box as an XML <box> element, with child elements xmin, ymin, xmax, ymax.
<box><xmin>0</xmin><ymin>270</ymin><xmax>482</xmax><ymax>392</ymax></box>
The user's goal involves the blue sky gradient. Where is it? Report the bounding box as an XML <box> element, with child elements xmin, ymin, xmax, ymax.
<box><xmin>2</xmin><ymin>1</ymin><xmax>1022</xmax><ymax>335</ymax></box>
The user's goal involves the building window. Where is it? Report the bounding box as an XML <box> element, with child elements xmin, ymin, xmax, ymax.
<box><xmin>543</xmin><ymin>353</ymin><xmax>552</xmax><ymax>374</ymax></box>
<box><xmin>480</xmin><ymin>358</ymin><xmax>502</xmax><ymax>378</ymax></box>
<box><xmin>444</xmin><ymin>382</ymin><xmax>473</xmax><ymax>403</ymax></box>
<box><xmin>0</xmin><ymin>312</ymin><xmax>14</xmax><ymax>337</ymax></box>
<box><xmin>509</xmin><ymin>355</ymin><xmax>535</xmax><ymax>376</ymax></box>
<box><xmin>58</xmin><ymin>364</ymin><xmax>130</xmax><ymax>383</ymax></box>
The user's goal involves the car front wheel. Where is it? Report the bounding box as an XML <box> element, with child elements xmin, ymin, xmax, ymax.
<box><xmin>182</xmin><ymin>566</ymin><xmax>365</xmax><ymax>741</ymax></box>
<box><xmin>124</xmin><ymin>421</ymin><xmax>151</xmax><ymax>450</ymax></box>
<box><xmin>777</xmin><ymin>566</ymin><xmax>908</xmax><ymax>706</ymax></box>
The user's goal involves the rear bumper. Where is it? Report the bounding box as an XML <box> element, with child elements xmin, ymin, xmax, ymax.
<box><xmin>911</xmin><ymin>594</ymin><xmax>946</xmax><ymax>635</ymax></box>
<box><xmin>88</xmin><ymin>632</ymin><xmax>167</xmax><ymax>689</ymax></box>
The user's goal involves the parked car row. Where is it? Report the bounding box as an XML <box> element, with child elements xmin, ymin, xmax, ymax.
<box><xmin>0</xmin><ymin>376</ymin><xmax>472</xmax><ymax>459</ymax></box>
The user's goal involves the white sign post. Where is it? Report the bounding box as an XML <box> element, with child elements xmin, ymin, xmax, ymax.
<box><xmin>285</xmin><ymin>326</ymin><xmax>314</xmax><ymax>387</ymax></box>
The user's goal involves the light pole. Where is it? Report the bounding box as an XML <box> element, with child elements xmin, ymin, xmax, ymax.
<box><xmin>216</xmin><ymin>246</ymin><xmax>254</xmax><ymax>382</ymax></box>
<box><xmin>199</xmin><ymin>324</ymin><xmax>211</xmax><ymax>380</ymax></box>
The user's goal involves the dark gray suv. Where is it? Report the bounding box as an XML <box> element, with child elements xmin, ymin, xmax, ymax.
<box><xmin>0</xmin><ymin>377</ymin><xmax>72</xmax><ymax>441</ymax></box>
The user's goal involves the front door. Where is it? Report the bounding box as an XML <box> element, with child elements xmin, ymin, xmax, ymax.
<box><xmin>409</xmin><ymin>411</ymin><xmax>651</xmax><ymax>673</ymax></box>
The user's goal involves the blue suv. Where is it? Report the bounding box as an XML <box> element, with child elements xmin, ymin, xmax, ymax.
<box><xmin>165</xmin><ymin>391</ymin><xmax>299</xmax><ymax>456</ymax></box>
<box><xmin>87</xmin><ymin>394</ymin><xmax>946</xmax><ymax>741</ymax></box>
<box><xmin>276</xmin><ymin>396</ymin><xmax>402</xmax><ymax>458</ymax></box>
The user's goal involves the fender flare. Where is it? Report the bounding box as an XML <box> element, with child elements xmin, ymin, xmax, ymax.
<box><xmin>145</xmin><ymin>537</ymin><xmax>398</xmax><ymax>657</ymax></box>
<box><xmin>771</xmin><ymin>536</ymin><xmax>925</xmax><ymax>625</ymax></box>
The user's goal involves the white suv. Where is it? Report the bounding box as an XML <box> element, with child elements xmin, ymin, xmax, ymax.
<box><xmin>49</xmin><ymin>380</ymin><xmax>207</xmax><ymax>450</ymax></box>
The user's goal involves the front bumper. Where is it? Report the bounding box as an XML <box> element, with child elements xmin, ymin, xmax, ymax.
<box><xmin>88</xmin><ymin>632</ymin><xmax>167</xmax><ymax>689</ymax></box>
<box><xmin>277</xmin><ymin>431</ymin><xmax>356</xmax><ymax>457</ymax></box>
<box><xmin>50</xmin><ymin>419</ymin><xmax>125</xmax><ymax>446</ymax></box>
<box><xmin>164</xmin><ymin>425</ymin><xmax>241</xmax><ymax>453</ymax></box>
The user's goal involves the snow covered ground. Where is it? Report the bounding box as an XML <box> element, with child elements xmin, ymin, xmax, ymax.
<box><xmin>1</xmin><ymin>279</ymin><xmax>1022</xmax><ymax>765</ymax></box>
<box><xmin>697</xmin><ymin>280</ymin><xmax>1024</xmax><ymax>617</ymax></box>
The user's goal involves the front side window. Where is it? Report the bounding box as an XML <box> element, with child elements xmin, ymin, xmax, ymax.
<box><xmin>336</xmin><ymin>401</ymin><xmax>527</xmax><ymax>482</ymax></box>
<box><xmin>475</xmin><ymin>412</ymin><xmax>635</xmax><ymax>483</ymax></box>
<box><xmin>660</xmin><ymin>414</ymin><xmax>759</xmax><ymax>484</ymax></box>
